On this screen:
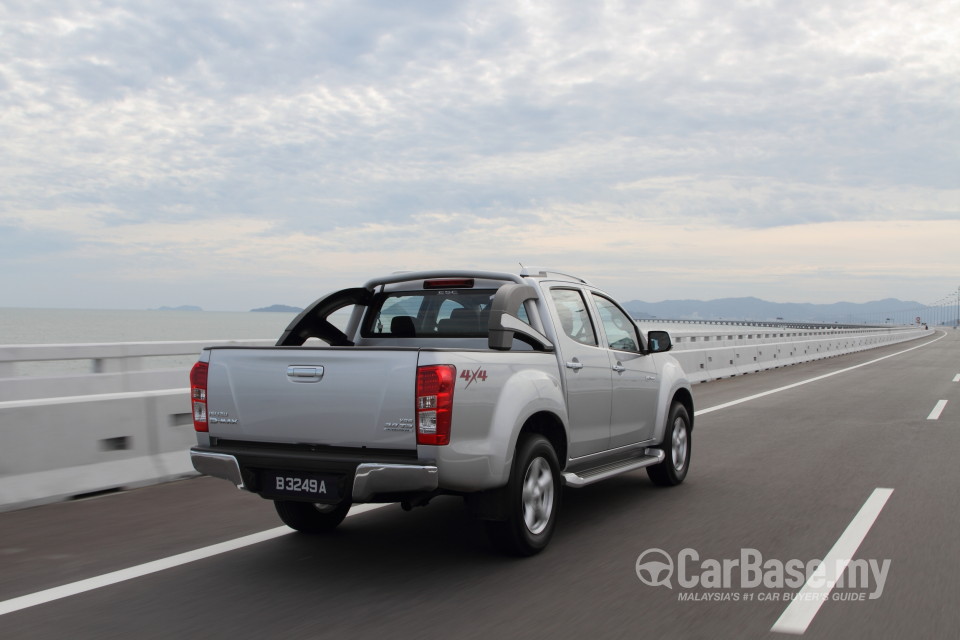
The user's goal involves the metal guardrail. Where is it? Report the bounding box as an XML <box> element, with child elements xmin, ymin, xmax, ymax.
<box><xmin>662</xmin><ymin>325</ymin><xmax>929</xmax><ymax>383</ymax></box>
<box><xmin>636</xmin><ymin>318</ymin><xmax>894</xmax><ymax>330</ymax></box>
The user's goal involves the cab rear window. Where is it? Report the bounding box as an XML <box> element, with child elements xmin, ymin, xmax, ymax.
<box><xmin>363</xmin><ymin>289</ymin><xmax>529</xmax><ymax>338</ymax></box>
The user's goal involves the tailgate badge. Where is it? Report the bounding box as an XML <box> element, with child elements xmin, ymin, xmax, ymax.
<box><xmin>209</xmin><ymin>411</ymin><xmax>239</xmax><ymax>425</ymax></box>
<box><xmin>384</xmin><ymin>418</ymin><xmax>414</xmax><ymax>432</ymax></box>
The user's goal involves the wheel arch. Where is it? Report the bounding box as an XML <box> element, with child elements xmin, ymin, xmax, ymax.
<box><xmin>671</xmin><ymin>387</ymin><xmax>695</xmax><ymax>432</ymax></box>
<box><xmin>518</xmin><ymin>410</ymin><xmax>568</xmax><ymax>469</ymax></box>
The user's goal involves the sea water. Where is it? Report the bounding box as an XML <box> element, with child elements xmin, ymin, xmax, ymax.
<box><xmin>0</xmin><ymin>308</ymin><xmax>297</xmax><ymax>345</ymax></box>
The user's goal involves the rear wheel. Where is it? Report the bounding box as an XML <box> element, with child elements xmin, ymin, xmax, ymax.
<box><xmin>485</xmin><ymin>434</ymin><xmax>561</xmax><ymax>556</ymax></box>
<box><xmin>274</xmin><ymin>500</ymin><xmax>351</xmax><ymax>533</ymax></box>
<box><xmin>647</xmin><ymin>402</ymin><xmax>691</xmax><ymax>487</ymax></box>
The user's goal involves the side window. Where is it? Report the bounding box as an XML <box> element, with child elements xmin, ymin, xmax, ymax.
<box><xmin>594</xmin><ymin>295</ymin><xmax>641</xmax><ymax>352</ymax></box>
<box><xmin>515</xmin><ymin>302</ymin><xmax>530</xmax><ymax>324</ymax></box>
<box><xmin>435</xmin><ymin>299</ymin><xmax>483</xmax><ymax>335</ymax></box>
<box><xmin>371</xmin><ymin>295</ymin><xmax>422</xmax><ymax>334</ymax></box>
<box><xmin>437</xmin><ymin>299</ymin><xmax>463</xmax><ymax>322</ymax></box>
<box><xmin>549</xmin><ymin>289</ymin><xmax>598</xmax><ymax>346</ymax></box>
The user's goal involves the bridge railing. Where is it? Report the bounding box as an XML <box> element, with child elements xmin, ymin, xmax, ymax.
<box><xmin>657</xmin><ymin>325</ymin><xmax>929</xmax><ymax>383</ymax></box>
<box><xmin>0</xmin><ymin>339</ymin><xmax>276</xmax><ymax>401</ymax></box>
<box><xmin>0</xmin><ymin>326</ymin><xmax>932</xmax><ymax>511</ymax></box>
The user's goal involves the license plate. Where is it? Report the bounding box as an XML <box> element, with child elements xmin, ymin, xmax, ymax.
<box><xmin>262</xmin><ymin>470</ymin><xmax>341</xmax><ymax>502</ymax></box>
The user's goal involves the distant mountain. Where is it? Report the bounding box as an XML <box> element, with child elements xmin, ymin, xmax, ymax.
<box><xmin>154</xmin><ymin>305</ymin><xmax>203</xmax><ymax>311</ymax></box>
<box><xmin>621</xmin><ymin>297</ymin><xmax>928</xmax><ymax>324</ymax></box>
<box><xmin>251</xmin><ymin>304</ymin><xmax>303</xmax><ymax>313</ymax></box>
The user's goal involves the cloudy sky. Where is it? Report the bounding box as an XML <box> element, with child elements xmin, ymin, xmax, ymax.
<box><xmin>2</xmin><ymin>0</ymin><xmax>958</xmax><ymax>311</ymax></box>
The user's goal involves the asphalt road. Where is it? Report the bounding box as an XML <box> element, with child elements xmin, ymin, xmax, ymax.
<box><xmin>1</xmin><ymin>330</ymin><xmax>957</xmax><ymax>639</ymax></box>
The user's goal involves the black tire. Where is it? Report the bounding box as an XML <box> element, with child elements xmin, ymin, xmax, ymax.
<box><xmin>647</xmin><ymin>403</ymin><xmax>692</xmax><ymax>487</ymax></box>
<box><xmin>485</xmin><ymin>434</ymin><xmax>562</xmax><ymax>556</ymax></box>
<box><xmin>274</xmin><ymin>500</ymin><xmax>351</xmax><ymax>533</ymax></box>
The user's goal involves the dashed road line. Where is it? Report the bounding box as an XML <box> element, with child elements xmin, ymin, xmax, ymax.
<box><xmin>927</xmin><ymin>400</ymin><xmax>948</xmax><ymax>421</ymax></box>
<box><xmin>771</xmin><ymin>488</ymin><xmax>894</xmax><ymax>635</ymax></box>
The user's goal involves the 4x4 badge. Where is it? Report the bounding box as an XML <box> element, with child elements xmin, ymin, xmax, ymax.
<box><xmin>460</xmin><ymin>367</ymin><xmax>488</xmax><ymax>388</ymax></box>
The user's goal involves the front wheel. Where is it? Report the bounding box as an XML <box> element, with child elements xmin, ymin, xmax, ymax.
<box><xmin>274</xmin><ymin>500</ymin><xmax>351</xmax><ymax>533</ymax></box>
<box><xmin>485</xmin><ymin>434</ymin><xmax>562</xmax><ymax>556</ymax></box>
<box><xmin>647</xmin><ymin>403</ymin><xmax>692</xmax><ymax>487</ymax></box>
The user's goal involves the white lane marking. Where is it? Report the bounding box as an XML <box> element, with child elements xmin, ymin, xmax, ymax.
<box><xmin>0</xmin><ymin>503</ymin><xmax>387</xmax><ymax>617</ymax></box>
<box><xmin>952</xmin><ymin>374</ymin><xmax>960</xmax><ymax>383</ymax></box>
<box><xmin>927</xmin><ymin>400</ymin><xmax>948</xmax><ymax>420</ymax></box>
<box><xmin>696</xmin><ymin>333</ymin><xmax>947</xmax><ymax>416</ymax></box>
<box><xmin>771</xmin><ymin>488</ymin><xmax>894</xmax><ymax>635</ymax></box>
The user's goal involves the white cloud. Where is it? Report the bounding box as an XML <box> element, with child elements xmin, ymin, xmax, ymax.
<box><xmin>1</xmin><ymin>0</ymin><xmax>958</xmax><ymax>309</ymax></box>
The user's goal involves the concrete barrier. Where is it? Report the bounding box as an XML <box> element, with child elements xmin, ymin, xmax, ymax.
<box><xmin>669</xmin><ymin>326</ymin><xmax>932</xmax><ymax>383</ymax></box>
<box><xmin>0</xmin><ymin>339</ymin><xmax>270</xmax><ymax>512</ymax></box>
<box><xmin>0</xmin><ymin>327</ymin><xmax>933</xmax><ymax>511</ymax></box>
<box><xmin>0</xmin><ymin>389</ymin><xmax>193</xmax><ymax>510</ymax></box>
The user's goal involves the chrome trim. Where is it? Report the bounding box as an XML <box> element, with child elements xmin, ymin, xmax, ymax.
<box><xmin>562</xmin><ymin>448</ymin><xmax>665</xmax><ymax>488</ymax></box>
<box><xmin>352</xmin><ymin>463</ymin><xmax>438</xmax><ymax>501</ymax></box>
<box><xmin>191</xmin><ymin>451</ymin><xmax>245</xmax><ymax>490</ymax></box>
<box><xmin>566</xmin><ymin>440</ymin><xmax>657</xmax><ymax>471</ymax></box>
<box><xmin>645</xmin><ymin>447</ymin><xmax>666</xmax><ymax>462</ymax></box>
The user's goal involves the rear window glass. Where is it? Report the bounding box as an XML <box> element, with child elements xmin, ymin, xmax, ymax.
<box><xmin>363</xmin><ymin>289</ymin><xmax>529</xmax><ymax>338</ymax></box>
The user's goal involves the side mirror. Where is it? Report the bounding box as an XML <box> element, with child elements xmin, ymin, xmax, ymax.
<box><xmin>647</xmin><ymin>330</ymin><xmax>672</xmax><ymax>353</ymax></box>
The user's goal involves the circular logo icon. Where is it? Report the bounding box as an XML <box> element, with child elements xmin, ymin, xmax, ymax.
<box><xmin>636</xmin><ymin>548</ymin><xmax>674</xmax><ymax>588</ymax></box>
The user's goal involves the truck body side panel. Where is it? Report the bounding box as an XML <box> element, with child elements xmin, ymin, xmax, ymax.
<box><xmin>415</xmin><ymin>349</ymin><xmax>566</xmax><ymax>491</ymax></box>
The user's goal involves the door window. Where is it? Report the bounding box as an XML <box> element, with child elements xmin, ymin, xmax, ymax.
<box><xmin>550</xmin><ymin>289</ymin><xmax>598</xmax><ymax>346</ymax></box>
<box><xmin>594</xmin><ymin>295</ymin><xmax>641</xmax><ymax>352</ymax></box>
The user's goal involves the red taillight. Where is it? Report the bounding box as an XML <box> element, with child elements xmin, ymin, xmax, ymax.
<box><xmin>190</xmin><ymin>362</ymin><xmax>209</xmax><ymax>432</ymax></box>
<box><xmin>416</xmin><ymin>365</ymin><xmax>456</xmax><ymax>445</ymax></box>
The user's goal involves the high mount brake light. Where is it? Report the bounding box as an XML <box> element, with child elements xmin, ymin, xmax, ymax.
<box><xmin>423</xmin><ymin>278</ymin><xmax>475</xmax><ymax>289</ymax></box>
<box><xmin>416</xmin><ymin>365</ymin><xmax>456</xmax><ymax>445</ymax></box>
<box><xmin>190</xmin><ymin>362</ymin><xmax>209</xmax><ymax>432</ymax></box>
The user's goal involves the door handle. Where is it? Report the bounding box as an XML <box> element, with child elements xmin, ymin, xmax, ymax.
<box><xmin>612</xmin><ymin>363</ymin><xmax>626</xmax><ymax>373</ymax></box>
<box><xmin>565</xmin><ymin>361</ymin><xmax>584</xmax><ymax>371</ymax></box>
<box><xmin>287</xmin><ymin>365</ymin><xmax>324</xmax><ymax>382</ymax></box>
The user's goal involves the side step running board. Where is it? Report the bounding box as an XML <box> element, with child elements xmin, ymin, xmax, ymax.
<box><xmin>563</xmin><ymin>448</ymin><xmax>665</xmax><ymax>488</ymax></box>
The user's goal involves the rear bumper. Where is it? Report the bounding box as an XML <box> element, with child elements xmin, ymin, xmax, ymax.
<box><xmin>190</xmin><ymin>447</ymin><xmax>438</xmax><ymax>502</ymax></box>
<box><xmin>191</xmin><ymin>451</ymin><xmax>246</xmax><ymax>489</ymax></box>
<box><xmin>352</xmin><ymin>463</ymin><xmax>438</xmax><ymax>500</ymax></box>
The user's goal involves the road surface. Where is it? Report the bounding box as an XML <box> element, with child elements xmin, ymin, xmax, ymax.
<box><xmin>0</xmin><ymin>330</ymin><xmax>956</xmax><ymax>639</ymax></box>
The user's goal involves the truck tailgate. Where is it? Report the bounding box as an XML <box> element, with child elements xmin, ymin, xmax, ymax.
<box><xmin>205</xmin><ymin>348</ymin><xmax>419</xmax><ymax>450</ymax></box>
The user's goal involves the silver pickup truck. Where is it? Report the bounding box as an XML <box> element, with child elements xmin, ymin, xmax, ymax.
<box><xmin>190</xmin><ymin>268</ymin><xmax>694</xmax><ymax>555</ymax></box>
